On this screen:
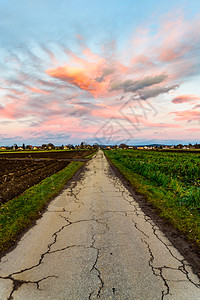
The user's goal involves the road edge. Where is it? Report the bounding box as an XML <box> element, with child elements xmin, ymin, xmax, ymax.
<box><xmin>0</xmin><ymin>157</ymin><xmax>92</xmax><ymax>260</ymax></box>
<box><xmin>104</xmin><ymin>152</ymin><xmax>200</xmax><ymax>278</ymax></box>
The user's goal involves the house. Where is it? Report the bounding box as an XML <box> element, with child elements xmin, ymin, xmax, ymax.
<box><xmin>0</xmin><ymin>147</ymin><xmax>6</xmax><ymax>150</ymax></box>
<box><xmin>33</xmin><ymin>146</ymin><xmax>39</xmax><ymax>150</ymax></box>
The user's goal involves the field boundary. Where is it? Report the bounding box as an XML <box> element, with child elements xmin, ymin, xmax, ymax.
<box><xmin>104</xmin><ymin>151</ymin><xmax>200</xmax><ymax>276</ymax></box>
<box><xmin>0</xmin><ymin>161</ymin><xmax>84</xmax><ymax>256</ymax></box>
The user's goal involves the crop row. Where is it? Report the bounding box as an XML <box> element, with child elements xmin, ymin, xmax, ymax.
<box><xmin>106</xmin><ymin>150</ymin><xmax>200</xmax><ymax>210</ymax></box>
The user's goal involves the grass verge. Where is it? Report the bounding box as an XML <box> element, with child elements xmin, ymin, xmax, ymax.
<box><xmin>104</xmin><ymin>151</ymin><xmax>200</xmax><ymax>248</ymax></box>
<box><xmin>85</xmin><ymin>150</ymin><xmax>97</xmax><ymax>159</ymax></box>
<box><xmin>0</xmin><ymin>161</ymin><xmax>83</xmax><ymax>254</ymax></box>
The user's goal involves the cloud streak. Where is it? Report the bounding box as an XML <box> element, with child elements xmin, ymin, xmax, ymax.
<box><xmin>172</xmin><ymin>95</ymin><xmax>200</xmax><ymax>104</ymax></box>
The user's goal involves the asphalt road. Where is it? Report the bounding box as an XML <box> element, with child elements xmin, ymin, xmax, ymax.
<box><xmin>0</xmin><ymin>150</ymin><xmax>200</xmax><ymax>299</ymax></box>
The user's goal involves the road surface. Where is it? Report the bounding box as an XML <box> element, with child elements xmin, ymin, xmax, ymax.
<box><xmin>0</xmin><ymin>150</ymin><xmax>200</xmax><ymax>299</ymax></box>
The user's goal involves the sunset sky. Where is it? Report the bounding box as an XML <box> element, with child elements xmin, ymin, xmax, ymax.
<box><xmin>0</xmin><ymin>0</ymin><xmax>200</xmax><ymax>146</ymax></box>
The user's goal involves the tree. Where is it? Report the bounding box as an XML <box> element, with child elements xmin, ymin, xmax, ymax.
<box><xmin>47</xmin><ymin>143</ymin><xmax>55</xmax><ymax>149</ymax></box>
<box><xmin>67</xmin><ymin>144</ymin><xmax>74</xmax><ymax>149</ymax></box>
<box><xmin>42</xmin><ymin>144</ymin><xmax>48</xmax><ymax>149</ymax></box>
<box><xmin>119</xmin><ymin>143</ymin><xmax>128</xmax><ymax>149</ymax></box>
<box><xmin>80</xmin><ymin>142</ymin><xmax>85</xmax><ymax>149</ymax></box>
<box><xmin>194</xmin><ymin>143</ymin><xmax>200</xmax><ymax>149</ymax></box>
<box><xmin>93</xmin><ymin>143</ymin><xmax>99</xmax><ymax>150</ymax></box>
<box><xmin>22</xmin><ymin>143</ymin><xmax>25</xmax><ymax>150</ymax></box>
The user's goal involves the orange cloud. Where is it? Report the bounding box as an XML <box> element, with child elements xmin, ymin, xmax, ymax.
<box><xmin>46</xmin><ymin>44</ymin><xmax>131</xmax><ymax>97</ymax></box>
<box><xmin>46</xmin><ymin>59</ymin><xmax>113</xmax><ymax>97</ymax></box>
<box><xmin>47</xmin><ymin>65</ymin><xmax>101</xmax><ymax>95</ymax></box>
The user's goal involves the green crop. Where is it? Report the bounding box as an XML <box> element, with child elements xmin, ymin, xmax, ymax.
<box><xmin>105</xmin><ymin>150</ymin><xmax>200</xmax><ymax>211</ymax></box>
<box><xmin>104</xmin><ymin>149</ymin><xmax>200</xmax><ymax>246</ymax></box>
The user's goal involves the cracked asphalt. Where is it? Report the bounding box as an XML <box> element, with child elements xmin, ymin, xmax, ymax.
<box><xmin>0</xmin><ymin>150</ymin><xmax>200</xmax><ymax>299</ymax></box>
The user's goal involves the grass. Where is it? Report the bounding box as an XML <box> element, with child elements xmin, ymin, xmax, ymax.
<box><xmin>85</xmin><ymin>151</ymin><xmax>97</xmax><ymax>159</ymax></box>
<box><xmin>104</xmin><ymin>150</ymin><xmax>200</xmax><ymax>247</ymax></box>
<box><xmin>0</xmin><ymin>161</ymin><xmax>83</xmax><ymax>254</ymax></box>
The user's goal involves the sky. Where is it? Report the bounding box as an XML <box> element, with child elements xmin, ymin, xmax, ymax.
<box><xmin>0</xmin><ymin>0</ymin><xmax>200</xmax><ymax>146</ymax></box>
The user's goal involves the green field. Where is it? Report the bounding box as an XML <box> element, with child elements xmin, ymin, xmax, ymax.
<box><xmin>104</xmin><ymin>149</ymin><xmax>200</xmax><ymax>246</ymax></box>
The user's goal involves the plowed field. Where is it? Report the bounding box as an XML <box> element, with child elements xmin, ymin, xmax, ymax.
<box><xmin>0</xmin><ymin>150</ymin><xmax>94</xmax><ymax>205</ymax></box>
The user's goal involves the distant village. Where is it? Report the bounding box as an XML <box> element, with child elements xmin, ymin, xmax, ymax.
<box><xmin>0</xmin><ymin>142</ymin><xmax>96</xmax><ymax>151</ymax></box>
<box><xmin>103</xmin><ymin>143</ymin><xmax>200</xmax><ymax>150</ymax></box>
<box><xmin>0</xmin><ymin>142</ymin><xmax>200</xmax><ymax>151</ymax></box>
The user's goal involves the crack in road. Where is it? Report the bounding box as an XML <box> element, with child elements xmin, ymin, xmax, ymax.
<box><xmin>143</xmin><ymin>216</ymin><xmax>200</xmax><ymax>289</ymax></box>
<box><xmin>106</xmin><ymin>164</ymin><xmax>200</xmax><ymax>299</ymax></box>
<box><xmin>5</xmin><ymin>275</ymin><xmax>57</xmax><ymax>300</ymax></box>
<box><xmin>87</xmin><ymin>202</ymin><xmax>111</xmax><ymax>299</ymax></box>
<box><xmin>88</xmin><ymin>228</ymin><xmax>105</xmax><ymax>299</ymax></box>
<box><xmin>1</xmin><ymin>151</ymin><xmax>200</xmax><ymax>299</ymax></box>
<box><xmin>0</xmin><ymin>213</ymin><xmax>102</xmax><ymax>299</ymax></box>
<box><xmin>142</xmin><ymin>239</ymin><xmax>170</xmax><ymax>299</ymax></box>
<box><xmin>67</xmin><ymin>182</ymin><xmax>85</xmax><ymax>207</ymax></box>
<box><xmin>131</xmin><ymin>218</ymin><xmax>149</xmax><ymax>238</ymax></box>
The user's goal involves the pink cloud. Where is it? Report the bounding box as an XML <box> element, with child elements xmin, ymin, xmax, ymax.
<box><xmin>1</xmin><ymin>11</ymin><xmax>200</xmax><ymax>145</ymax></box>
<box><xmin>128</xmin><ymin>13</ymin><xmax>200</xmax><ymax>82</ymax></box>
<box><xmin>172</xmin><ymin>95</ymin><xmax>200</xmax><ymax>104</ymax></box>
<box><xmin>0</xmin><ymin>100</ymin><xmax>26</xmax><ymax>119</ymax></box>
<box><xmin>159</xmin><ymin>46</ymin><xmax>191</xmax><ymax>63</ymax></box>
<box><xmin>186</xmin><ymin>128</ymin><xmax>200</xmax><ymax>132</ymax></box>
<box><xmin>26</xmin><ymin>86</ymin><xmax>50</xmax><ymax>95</ymax></box>
<box><xmin>172</xmin><ymin>110</ymin><xmax>200</xmax><ymax>121</ymax></box>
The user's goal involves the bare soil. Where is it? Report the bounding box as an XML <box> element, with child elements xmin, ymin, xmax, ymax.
<box><xmin>0</xmin><ymin>150</ymin><xmax>93</xmax><ymax>159</ymax></box>
<box><xmin>0</xmin><ymin>159</ymin><xmax>70</xmax><ymax>205</ymax></box>
<box><xmin>0</xmin><ymin>150</ymin><xmax>94</xmax><ymax>205</ymax></box>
